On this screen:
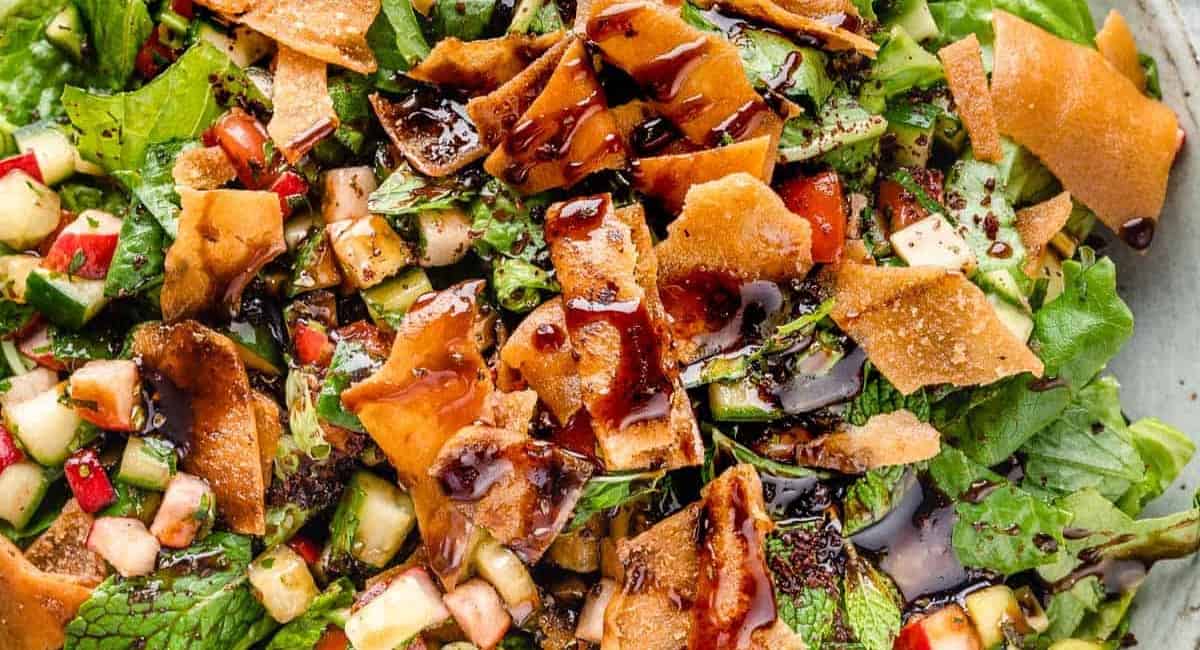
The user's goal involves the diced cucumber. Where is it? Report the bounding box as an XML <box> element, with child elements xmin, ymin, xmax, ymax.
<box><xmin>708</xmin><ymin>380</ymin><xmax>782</xmax><ymax>422</ymax></box>
<box><xmin>24</xmin><ymin>268</ymin><xmax>109</xmax><ymax>329</ymax></box>
<box><xmin>344</xmin><ymin>568</ymin><xmax>450</xmax><ymax>650</ymax></box>
<box><xmin>508</xmin><ymin>0</ymin><xmax>547</xmax><ymax>33</ymax></box>
<box><xmin>987</xmin><ymin>293</ymin><xmax>1034</xmax><ymax>342</ymax></box>
<box><xmin>0</xmin><ymin>171</ymin><xmax>61</xmax><ymax>251</ymax></box>
<box><xmin>327</xmin><ymin>215</ymin><xmax>414</xmax><ymax>290</ymax></box>
<box><xmin>0</xmin><ymin>254</ymin><xmax>41</xmax><ymax>303</ymax></box>
<box><xmin>884</xmin><ymin>103</ymin><xmax>938</xmax><ymax>167</ymax></box>
<box><xmin>14</xmin><ymin>123</ymin><xmax>76</xmax><ymax>186</ymax></box>
<box><xmin>361</xmin><ymin>268</ymin><xmax>432</xmax><ymax>330</ymax></box>
<box><xmin>0</xmin><ymin>462</ymin><xmax>49</xmax><ymax>528</ymax></box>
<box><xmin>117</xmin><ymin>437</ymin><xmax>177</xmax><ymax>491</ymax></box>
<box><xmin>979</xmin><ymin>267</ymin><xmax>1026</xmax><ymax>306</ymax></box>
<box><xmin>225</xmin><ymin>320</ymin><xmax>285</xmax><ymax>375</ymax></box>
<box><xmin>288</xmin><ymin>227</ymin><xmax>343</xmax><ymax>297</ymax></box>
<box><xmin>5</xmin><ymin>383</ymin><xmax>91</xmax><ymax>466</ymax></box>
<box><xmin>100</xmin><ymin>482</ymin><xmax>162</xmax><ymax>525</ymax></box>
<box><xmin>44</xmin><ymin>4</ymin><xmax>84</xmax><ymax>62</ymax></box>
<box><xmin>326</xmin><ymin>471</ymin><xmax>415</xmax><ymax>569</ymax></box>
<box><xmin>881</xmin><ymin>0</ymin><xmax>938</xmax><ymax>43</ymax></box>
<box><xmin>473</xmin><ymin>537</ymin><xmax>540</xmax><ymax>623</ymax></box>
<box><xmin>249</xmin><ymin>545</ymin><xmax>319</xmax><ymax>623</ymax></box>
<box><xmin>196</xmin><ymin>22</ymin><xmax>275</xmax><ymax>68</ymax></box>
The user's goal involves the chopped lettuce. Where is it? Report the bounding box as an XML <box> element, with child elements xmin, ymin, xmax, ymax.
<box><xmin>75</xmin><ymin>0</ymin><xmax>153</xmax><ymax>90</ymax></box>
<box><xmin>368</xmin><ymin>162</ymin><xmax>477</xmax><ymax>215</ymax></box>
<box><xmin>842</xmin><ymin>547</ymin><xmax>902</xmax><ymax>650</ymax></box>
<box><xmin>859</xmin><ymin>26</ymin><xmax>944</xmax><ymax>111</ymax></box>
<box><xmin>1117</xmin><ymin>418</ymin><xmax>1196</xmax><ymax>515</ymax></box>
<box><xmin>431</xmin><ymin>0</ymin><xmax>497</xmax><ymax>40</ymax></box>
<box><xmin>0</xmin><ymin>0</ymin><xmax>81</xmax><ymax>126</ymax></box>
<box><xmin>104</xmin><ymin>205</ymin><xmax>167</xmax><ymax>299</ymax></box>
<box><xmin>131</xmin><ymin>139</ymin><xmax>196</xmax><ymax>237</ymax></box>
<box><xmin>492</xmin><ymin>257</ymin><xmax>559</xmax><ymax>313</ymax></box>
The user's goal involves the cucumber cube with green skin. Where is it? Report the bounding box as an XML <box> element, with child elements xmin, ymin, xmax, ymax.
<box><xmin>880</xmin><ymin>0</ymin><xmax>939</xmax><ymax>43</ymax></box>
<box><xmin>249</xmin><ymin>545</ymin><xmax>319</xmax><ymax>623</ymax></box>
<box><xmin>117</xmin><ymin>437</ymin><xmax>177</xmax><ymax>491</ymax></box>
<box><xmin>0</xmin><ymin>462</ymin><xmax>50</xmax><ymax>528</ymax></box>
<box><xmin>324</xmin><ymin>471</ymin><xmax>416</xmax><ymax>570</ymax></box>
<box><xmin>24</xmin><ymin>268</ymin><xmax>109</xmax><ymax>329</ymax></box>
<box><xmin>6</xmin><ymin>383</ymin><xmax>91</xmax><ymax>466</ymax></box>
<box><xmin>884</xmin><ymin>103</ymin><xmax>939</xmax><ymax>167</ymax></box>
<box><xmin>361</xmin><ymin>267</ymin><xmax>432</xmax><ymax>330</ymax></box>
<box><xmin>317</xmin><ymin>341</ymin><xmax>382</xmax><ymax>433</ymax></box>
<box><xmin>708</xmin><ymin>379</ymin><xmax>783</xmax><ymax>422</ymax></box>
<box><xmin>224</xmin><ymin>320</ymin><xmax>285</xmax><ymax>375</ymax></box>
<box><xmin>14</xmin><ymin>123</ymin><xmax>77</xmax><ymax>186</ymax></box>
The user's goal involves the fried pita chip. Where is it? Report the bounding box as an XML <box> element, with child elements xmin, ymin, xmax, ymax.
<box><xmin>1096</xmin><ymin>10</ymin><xmax>1146</xmax><ymax>91</ymax></box>
<box><xmin>430</xmin><ymin>425</ymin><xmax>593</xmax><ymax>563</ymax></box>
<box><xmin>268</xmin><ymin>47</ymin><xmax>339</xmax><ymax>164</ymax></box>
<box><xmin>689</xmin><ymin>0</ymin><xmax>878</xmax><ymax>57</ymax></box>
<box><xmin>938</xmin><ymin>34</ymin><xmax>1001</xmax><ymax>162</ymax></box>
<box><xmin>795</xmin><ymin>410</ymin><xmax>941</xmax><ymax>473</ymax></box>
<box><xmin>133</xmin><ymin>321</ymin><xmax>267</xmax><ymax>535</ymax></box>
<box><xmin>0</xmin><ymin>536</ymin><xmax>94</xmax><ymax>650</ymax></box>
<box><xmin>467</xmin><ymin>38</ymin><xmax>571</xmax><ymax>149</ymax></box>
<box><xmin>604</xmin><ymin>465</ymin><xmax>802</xmax><ymax>650</ymax></box>
<box><xmin>609</xmin><ymin>100</ymin><xmax>698</xmax><ymax>158</ymax></box>
<box><xmin>372</xmin><ymin>89</ymin><xmax>488</xmax><ymax>177</ymax></box>
<box><xmin>1015</xmin><ymin>191</ymin><xmax>1073</xmax><ymax>275</ymax></box>
<box><xmin>991</xmin><ymin>11</ymin><xmax>1179</xmax><ymax>247</ymax></box>
<box><xmin>545</xmin><ymin>195</ymin><xmax>703</xmax><ymax>470</ymax></box>
<box><xmin>482</xmin><ymin>388</ymin><xmax>540</xmax><ymax>435</ymax></box>
<box><xmin>773</xmin><ymin>0</ymin><xmax>858</xmax><ymax>18</ymax></box>
<box><xmin>831</xmin><ymin>262</ymin><xmax>1043</xmax><ymax>395</ymax></box>
<box><xmin>24</xmin><ymin>499</ymin><xmax>107</xmax><ymax>587</ymax></box>
<box><xmin>499</xmin><ymin>297</ymin><xmax>582</xmax><ymax>425</ymax></box>
<box><xmin>240</xmin><ymin>0</ymin><xmax>379</xmax><ymax>73</ymax></box>
<box><xmin>252</xmin><ymin>391</ymin><xmax>283</xmax><ymax>491</ymax></box>
<box><xmin>408</xmin><ymin>31</ymin><xmax>566</xmax><ymax>93</ymax></box>
<box><xmin>483</xmin><ymin>38</ymin><xmax>625</xmax><ymax>194</ymax></box>
<box><xmin>195</xmin><ymin>0</ymin><xmax>255</xmax><ymax>15</ymax></box>
<box><xmin>162</xmin><ymin>189</ymin><xmax>286</xmax><ymax>321</ymax></box>
<box><xmin>342</xmin><ymin>281</ymin><xmax>494</xmax><ymax>587</ymax></box>
<box><xmin>172</xmin><ymin>146</ymin><xmax>237</xmax><ymax>190</ymax></box>
<box><xmin>633</xmin><ymin>136</ymin><xmax>774</xmax><ymax>213</ymax></box>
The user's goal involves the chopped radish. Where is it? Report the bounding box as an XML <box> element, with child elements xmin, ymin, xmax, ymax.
<box><xmin>896</xmin><ymin>604</ymin><xmax>983</xmax><ymax>650</ymax></box>
<box><xmin>19</xmin><ymin>325</ymin><xmax>65</xmax><ymax>371</ymax></box>
<box><xmin>321</xmin><ymin>167</ymin><xmax>376</xmax><ymax>223</ymax></box>
<box><xmin>0</xmin><ymin>426</ymin><xmax>23</xmax><ymax>473</ymax></box>
<box><xmin>270</xmin><ymin>170</ymin><xmax>309</xmax><ymax>219</ymax></box>
<box><xmin>64</xmin><ymin>448</ymin><xmax>117</xmax><ymax>513</ymax></box>
<box><xmin>87</xmin><ymin>517</ymin><xmax>161</xmax><ymax>577</ymax></box>
<box><xmin>344</xmin><ymin>567</ymin><xmax>450</xmax><ymax>650</ymax></box>
<box><xmin>249</xmin><ymin>545</ymin><xmax>320</xmax><ymax>623</ymax></box>
<box><xmin>0</xmin><ymin>368</ymin><xmax>59</xmax><ymax>413</ymax></box>
<box><xmin>443</xmin><ymin>579</ymin><xmax>511</xmax><ymax>650</ymax></box>
<box><xmin>0</xmin><ymin>151</ymin><xmax>43</xmax><ymax>183</ymax></box>
<box><xmin>150</xmin><ymin>473</ymin><xmax>215</xmax><ymax>548</ymax></box>
<box><xmin>287</xmin><ymin>535</ymin><xmax>322</xmax><ymax>565</ymax></box>
<box><xmin>576</xmin><ymin>578</ymin><xmax>617</xmax><ymax>643</ymax></box>
<box><xmin>963</xmin><ymin>585</ymin><xmax>1030</xmax><ymax>648</ymax></box>
<box><xmin>416</xmin><ymin>207</ymin><xmax>473</xmax><ymax>267</ymax></box>
<box><xmin>293</xmin><ymin>321</ymin><xmax>334</xmax><ymax>367</ymax></box>
<box><xmin>69</xmin><ymin>359</ymin><xmax>141</xmax><ymax>431</ymax></box>
<box><xmin>42</xmin><ymin>210</ymin><xmax>122</xmax><ymax>280</ymax></box>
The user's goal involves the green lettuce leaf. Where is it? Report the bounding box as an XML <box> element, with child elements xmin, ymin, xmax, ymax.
<box><xmin>1117</xmin><ymin>418</ymin><xmax>1196</xmax><ymax>515</ymax></box>
<box><xmin>943</xmin><ymin>158</ymin><xmax>1028</xmax><ymax>288</ymax></box>
<box><xmin>265</xmin><ymin>578</ymin><xmax>354</xmax><ymax>650</ymax></box>
<box><xmin>431</xmin><ymin>0</ymin><xmax>496</xmax><ymax>40</ymax></box>
<box><xmin>368</xmin><ymin>162</ymin><xmax>476</xmax><ymax>216</ymax></box>
<box><xmin>375</xmin><ymin>0</ymin><xmax>430</xmax><ymax>70</ymax></box>
<box><xmin>58</xmin><ymin>178</ymin><xmax>129</xmax><ymax>214</ymax></box>
<box><xmin>859</xmin><ymin>25</ymin><xmax>943</xmax><ymax>110</ymax></box>
<box><xmin>469</xmin><ymin>179</ymin><xmax>552</xmax><ymax>263</ymax></box>
<box><xmin>75</xmin><ymin>0</ymin><xmax>153</xmax><ymax>90</ymax></box>
<box><xmin>64</xmin><ymin>533</ymin><xmax>275</xmax><ymax>649</ymax></box>
<box><xmin>316</xmin><ymin>341</ymin><xmax>382</xmax><ymax>434</ymax></box>
<box><xmin>0</xmin><ymin>0</ymin><xmax>81</xmax><ymax>125</ymax></box>
<box><xmin>131</xmin><ymin>139</ymin><xmax>196</xmax><ymax>237</ymax></box>
<box><xmin>928</xmin><ymin>0</ymin><xmax>1095</xmax><ymax>50</ymax></box>
<box><xmin>103</xmin><ymin>206</ymin><xmax>166</xmax><ymax>298</ymax></box>
<box><xmin>493</xmin><ymin>257</ymin><xmax>559</xmax><ymax>313</ymax></box>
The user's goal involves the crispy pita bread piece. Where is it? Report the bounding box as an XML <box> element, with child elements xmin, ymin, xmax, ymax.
<box><xmin>172</xmin><ymin>146</ymin><xmax>237</xmax><ymax>190</ymax></box>
<box><xmin>467</xmin><ymin>38</ymin><xmax>571</xmax><ymax>149</ymax></box>
<box><xmin>483</xmin><ymin>38</ymin><xmax>626</xmax><ymax>194</ymax></box>
<box><xmin>938</xmin><ymin>34</ymin><xmax>1001</xmax><ymax>162</ymax></box>
<box><xmin>1016</xmin><ymin>191</ymin><xmax>1073</xmax><ymax>275</ymax></box>
<box><xmin>690</xmin><ymin>0</ymin><xmax>878</xmax><ymax>57</ymax></box>
<box><xmin>0</xmin><ymin>537</ymin><xmax>94</xmax><ymax>650</ymax></box>
<box><xmin>773</xmin><ymin>0</ymin><xmax>858</xmax><ymax>18</ymax></box>
<box><xmin>499</xmin><ymin>298</ymin><xmax>583</xmax><ymax>425</ymax></box>
<box><xmin>268</xmin><ymin>47</ymin><xmax>339</xmax><ymax>164</ymax></box>
<box><xmin>604</xmin><ymin>465</ymin><xmax>802</xmax><ymax>650</ymax></box>
<box><xmin>609</xmin><ymin>100</ymin><xmax>698</xmax><ymax>158</ymax></box>
<box><xmin>408</xmin><ymin>31</ymin><xmax>565</xmax><ymax>93</ymax></box>
<box><xmin>430</xmin><ymin>425</ymin><xmax>593</xmax><ymax>563</ymax></box>
<box><xmin>633</xmin><ymin>136</ymin><xmax>774</xmax><ymax>213</ymax></box>
<box><xmin>240</xmin><ymin>0</ymin><xmax>379</xmax><ymax>73</ymax></box>
<box><xmin>545</xmin><ymin>196</ymin><xmax>703</xmax><ymax>470</ymax></box>
<box><xmin>133</xmin><ymin>321</ymin><xmax>266</xmax><ymax>534</ymax></box>
<box><xmin>342</xmin><ymin>281</ymin><xmax>494</xmax><ymax>586</ymax></box>
<box><xmin>656</xmin><ymin>172</ymin><xmax>813</xmax><ymax>283</ymax></box>
<box><xmin>482</xmin><ymin>389</ymin><xmax>541</xmax><ymax>435</ymax></box>
<box><xmin>252</xmin><ymin>391</ymin><xmax>283</xmax><ymax>490</ymax></box>
<box><xmin>1096</xmin><ymin>10</ymin><xmax>1146</xmax><ymax>91</ymax></box>
<box><xmin>585</xmin><ymin>0</ymin><xmax>777</xmax><ymax>147</ymax></box>
<box><xmin>831</xmin><ymin>263</ymin><xmax>1043</xmax><ymax>395</ymax></box>
<box><xmin>195</xmin><ymin>0</ymin><xmax>254</xmax><ymax>14</ymax></box>
<box><xmin>162</xmin><ymin>189</ymin><xmax>285</xmax><ymax>321</ymax></box>
<box><xmin>24</xmin><ymin>499</ymin><xmax>107</xmax><ymax>586</ymax></box>
<box><xmin>372</xmin><ymin>89</ymin><xmax>488</xmax><ymax>177</ymax></box>
<box><xmin>796</xmin><ymin>410</ymin><xmax>941</xmax><ymax>473</ymax></box>
<box><xmin>991</xmin><ymin>11</ymin><xmax>1179</xmax><ymax>247</ymax></box>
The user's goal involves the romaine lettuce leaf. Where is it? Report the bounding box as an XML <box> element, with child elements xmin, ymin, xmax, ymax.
<box><xmin>75</xmin><ymin>0</ymin><xmax>153</xmax><ymax>90</ymax></box>
<box><xmin>104</xmin><ymin>206</ymin><xmax>166</xmax><ymax>299</ymax></box>
<box><xmin>0</xmin><ymin>0</ymin><xmax>80</xmax><ymax>126</ymax></box>
<box><xmin>1117</xmin><ymin>418</ymin><xmax>1196</xmax><ymax>515</ymax></box>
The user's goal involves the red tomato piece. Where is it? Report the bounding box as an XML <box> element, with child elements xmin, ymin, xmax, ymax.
<box><xmin>877</xmin><ymin>168</ymin><xmax>945</xmax><ymax>233</ymax></box>
<box><xmin>270</xmin><ymin>171</ymin><xmax>309</xmax><ymax>218</ymax></box>
<box><xmin>0</xmin><ymin>151</ymin><xmax>44</xmax><ymax>183</ymax></box>
<box><xmin>211</xmin><ymin>108</ymin><xmax>279</xmax><ymax>189</ymax></box>
<box><xmin>287</xmin><ymin>535</ymin><xmax>322</xmax><ymax>564</ymax></box>
<box><xmin>0</xmin><ymin>426</ymin><xmax>24</xmax><ymax>474</ymax></box>
<box><xmin>171</xmin><ymin>0</ymin><xmax>194</xmax><ymax>19</ymax></box>
<box><xmin>135</xmin><ymin>34</ymin><xmax>177</xmax><ymax>79</ymax></box>
<box><xmin>294</xmin><ymin>321</ymin><xmax>335</xmax><ymax>368</ymax></box>
<box><xmin>314</xmin><ymin>627</ymin><xmax>349</xmax><ymax>650</ymax></box>
<box><xmin>65</xmin><ymin>449</ymin><xmax>117</xmax><ymax>514</ymax></box>
<box><xmin>778</xmin><ymin>170</ymin><xmax>848</xmax><ymax>264</ymax></box>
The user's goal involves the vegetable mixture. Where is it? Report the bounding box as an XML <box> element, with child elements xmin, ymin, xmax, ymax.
<box><xmin>0</xmin><ymin>0</ymin><xmax>1191</xmax><ymax>648</ymax></box>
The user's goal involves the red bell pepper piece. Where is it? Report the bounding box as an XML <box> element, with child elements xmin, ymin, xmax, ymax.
<box><xmin>877</xmin><ymin>168</ymin><xmax>945</xmax><ymax>233</ymax></box>
<box><xmin>270</xmin><ymin>171</ymin><xmax>309</xmax><ymax>218</ymax></box>
<box><xmin>293</xmin><ymin>321</ymin><xmax>334</xmax><ymax>368</ymax></box>
<box><xmin>287</xmin><ymin>535</ymin><xmax>322</xmax><ymax>565</ymax></box>
<box><xmin>0</xmin><ymin>151</ymin><xmax>44</xmax><ymax>183</ymax></box>
<box><xmin>778</xmin><ymin>170</ymin><xmax>848</xmax><ymax>264</ymax></box>
<box><xmin>65</xmin><ymin>449</ymin><xmax>117</xmax><ymax>514</ymax></box>
<box><xmin>0</xmin><ymin>426</ymin><xmax>24</xmax><ymax>474</ymax></box>
<box><xmin>134</xmin><ymin>33</ymin><xmax>177</xmax><ymax>80</ymax></box>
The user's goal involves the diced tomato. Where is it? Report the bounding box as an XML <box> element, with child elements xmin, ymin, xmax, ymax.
<box><xmin>0</xmin><ymin>151</ymin><xmax>44</xmax><ymax>184</ymax></box>
<box><xmin>135</xmin><ymin>33</ymin><xmax>177</xmax><ymax>79</ymax></box>
<box><xmin>19</xmin><ymin>325</ymin><xmax>66</xmax><ymax>371</ymax></box>
<box><xmin>42</xmin><ymin>211</ymin><xmax>123</xmax><ymax>280</ymax></box>
<box><xmin>314</xmin><ymin>627</ymin><xmax>349</xmax><ymax>650</ymax></box>
<box><xmin>170</xmin><ymin>0</ymin><xmax>194</xmax><ymax>18</ymax></box>
<box><xmin>65</xmin><ymin>449</ymin><xmax>117</xmax><ymax>514</ymax></box>
<box><xmin>70</xmin><ymin>359</ymin><xmax>141</xmax><ymax>432</ymax></box>
<box><xmin>293</xmin><ymin>321</ymin><xmax>334</xmax><ymax>367</ymax></box>
<box><xmin>287</xmin><ymin>535</ymin><xmax>322</xmax><ymax>565</ymax></box>
<box><xmin>211</xmin><ymin>108</ymin><xmax>279</xmax><ymax>189</ymax></box>
<box><xmin>778</xmin><ymin>170</ymin><xmax>848</xmax><ymax>264</ymax></box>
<box><xmin>270</xmin><ymin>171</ymin><xmax>309</xmax><ymax>218</ymax></box>
<box><xmin>877</xmin><ymin>168</ymin><xmax>945</xmax><ymax>233</ymax></box>
<box><xmin>0</xmin><ymin>426</ymin><xmax>24</xmax><ymax>474</ymax></box>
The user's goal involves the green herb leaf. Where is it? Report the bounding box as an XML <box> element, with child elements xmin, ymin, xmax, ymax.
<box><xmin>842</xmin><ymin>466</ymin><xmax>911</xmax><ymax>536</ymax></box>
<box><xmin>75</xmin><ymin>0</ymin><xmax>153</xmax><ymax>90</ymax></box>
<box><xmin>842</xmin><ymin>548</ymin><xmax>902</xmax><ymax>650</ymax></box>
<box><xmin>431</xmin><ymin>0</ymin><xmax>497</xmax><ymax>41</ymax></box>
<box><xmin>492</xmin><ymin>257</ymin><xmax>559</xmax><ymax>313</ymax></box>
<box><xmin>265</xmin><ymin>578</ymin><xmax>355</xmax><ymax>650</ymax></box>
<box><xmin>104</xmin><ymin>206</ymin><xmax>166</xmax><ymax>298</ymax></box>
<box><xmin>1116</xmin><ymin>418</ymin><xmax>1196</xmax><ymax>515</ymax></box>
<box><xmin>844</xmin><ymin>362</ymin><xmax>933</xmax><ymax>426</ymax></box>
<box><xmin>315</xmin><ymin>341</ymin><xmax>383</xmax><ymax>435</ymax></box>
<box><xmin>373</xmin><ymin>0</ymin><xmax>431</xmax><ymax>72</ymax></box>
<box><xmin>469</xmin><ymin>179</ymin><xmax>553</xmax><ymax>263</ymax></box>
<box><xmin>0</xmin><ymin>0</ymin><xmax>81</xmax><ymax>126</ymax></box>
<box><xmin>368</xmin><ymin>162</ymin><xmax>475</xmax><ymax>216</ymax></box>
<box><xmin>287</xmin><ymin>370</ymin><xmax>334</xmax><ymax>459</ymax></box>
<box><xmin>131</xmin><ymin>139</ymin><xmax>196</xmax><ymax>237</ymax></box>
<box><xmin>567</xmin><ymin>470</ymin><xmax>665</xmax><ymax>532</ymax></box>
<box><xmin>766</xmin><ymin>518</ymin><xmax>850</xmax><ymax>648</ymax></box>
<box><xmin>0</xmin><ymin>300</ymin><xmax>38</xmax><ymax>339</ymax></box>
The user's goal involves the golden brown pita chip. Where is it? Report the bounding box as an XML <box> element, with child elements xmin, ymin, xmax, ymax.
<box><xmin>545</xmin><ymin>195</ymin><xmax>703</xmax><ymax>470</ymax></box>
<box><xmin>609</xmin><ymin>100</ymin><xmax>698</xmax><ymax>158</ymax></box>
<box><xmin>938</xmin><ymin>34</ymin><xmax>1001</xmax><ymax>162</ymax></box>
<box><xmin>0</xmin><ymin>536</ymin><xmax>94</xmax><ymax>650</ymax></box>
<box><xmin>172</xmin><ymin>146</ymin><xmax>237</xmax><ymax>190</ymax></box>
<box><xmin>372</xmin><ymin>90</ymin><xmax>488</xmax><ymax>177</ymax></box>
<box><xmin>408</xmin><ymin>31</ymin><xmax>565</xmax><ymax>93</ymax></box>
<box><xmin>133</xmin><ymin>321</ymin><xmax>267</xmax><ymax>535</ymax></box>
<box><xmin>252</xmin><ymin>391</ymin><xmax>283</xmax><ymax>491</ymax></box>
<box><xmin>24</xmin><ymin>499</ymin><xmax>107</xmax><ymax>587</ymax></box>
<box><xmin>467</xmin><ymin>38</ymin><xmax>570</xmax><ymax>149</ymax></box>
<box><xmin>195</xmin><ymin>0</ymin><xmax>255</xmax><ymax>15</ymax></box>
<box><xmin>831</xmin><ymin>262</ymin><xmax>1043</xmax><ymax>395</ymax></box>
<box><xmin>773</xmin><ymin>0</ymin><xmax>857</xmax><ymax>18</ymax></box>
<box><xmin>499</xmin><ymin>298</ymin><xmax>582</xmax><ymax>425</ymax></box>
<box><xmin>162</xmin><ymin>189</ymin><xmax>286</xmax><ymax>321</ymax></box>
<box><xmin>268</xmin><ymin>47</ymin><xmax>339</xmax><ymax>164</ymax></box>
<box><xmin>1015</xmin><ymin>191</ymin><xmax>1073</xmax><ymax>275</ymax></box>
<box><xmin>690</xmin><ymin>0</ymin><xmax>878</xmax><ymax>56</ymax></box>
<box><xmin>633</xmin><ymin>136</ymin><xmax>774</xmax><ymax>213</ymax></box>
<box><xmin>1096</xmin><ymin>10</ymin><xmax>1146</xmax><ymax>91</ymax></box>
<box><xmin>656</xmin><ymin>173</ymin><xmax>813</xmax><ymax>283</ymax></box>
<box><xmin>430</xmin><ymin>425</ymin><xmax>593</xmax><ymax>563</ymax></box>
<box><xmin>342</xmin><ymin>281</ymin><xmax>494</xmax><ymax>586</ymax></box>
<box><xmin>796</xmin><ymin>410</ymin><xmax>941</xmax><ymax>473</ymax></box>
<box><xmin>240</xmin><ymin>0</ymin><xmax>379</xmax><ymax>73</ymax></box>
<box><xmin>991</xmin><ymin>11</ymin><xmax>1179</xmax><ymax>245</ymax></box>
<box><xmin>483</xmin><ymin>38</ymin><xmax>625</xmax><ymax>194</ymax></box>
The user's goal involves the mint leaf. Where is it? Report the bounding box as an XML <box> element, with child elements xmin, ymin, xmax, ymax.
<box><xmin>64</xmin><ymin>533</ymin><xmax>275</xmax><ymax>649</ymax></box>
<box><xmin>75</xmin><ymin>0</ymin><xmax>153</xmax><ymax>90</ymax></box>
<box><xmin>842</xmin><ymin>549</ymin><xmax>901</xmax><ymax>650</ymax></box>
<box><xmin>842</xmin><ymin>466</ymin><xmax>910</xmax><ymax>536</ymax></box>
<box><xmin>368</xmin><ymin>162</ymin><xmax>475</xmax><ymax>216</ymax></box>
<box><xmin>469</xmin><ymin>179</ymin><xmax>553</xmax><ymax>264</ymax></box>
<box><xmin>844</xmin><ymin>362</ymin><xmax>933</xmax><ymax>426</ymax></box>
<box><xmin>0</xmin><ymin>299</ymin><xmax>38</xmax><ymax>338</ymax></box>
<box><xmin>316</xmin><ymin>341</ymin><xmax>383</xmax><ymax>434</ymax></box>
<box><xmin>766</xmin><ymin>519</ymin><xmax>850</xmax><ymax>648</ymax></box>
<box><xmin>567</xmin><ymin>470</ymin><xmax>665</xmax><ymax>532</ymax></box>
<box><xmin>266</xmin><ymin>578</ymin><xmax>354</xmax><ymax>650</ymax></box>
